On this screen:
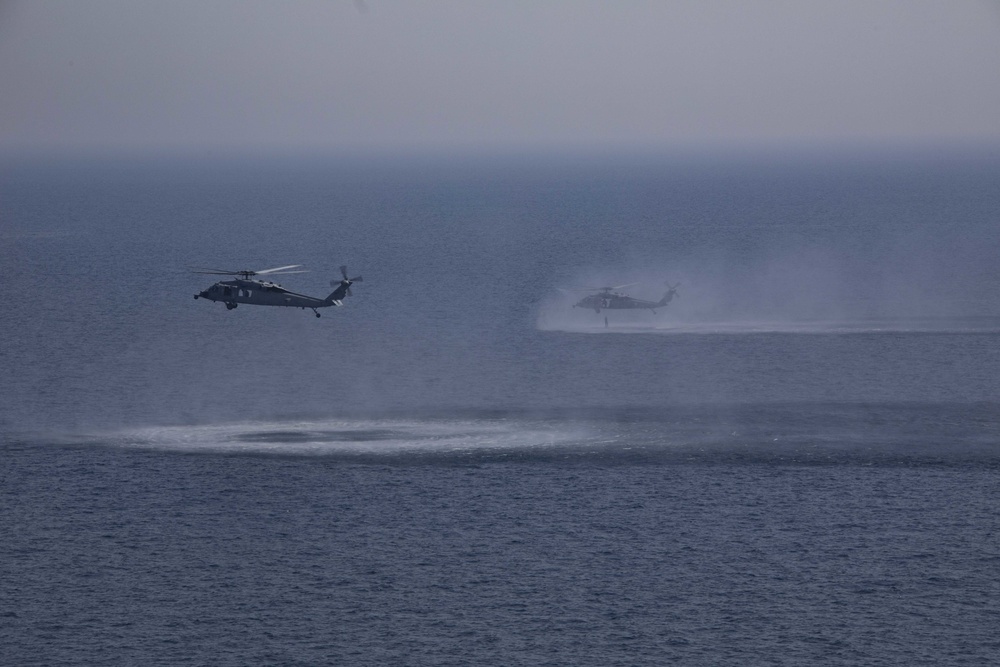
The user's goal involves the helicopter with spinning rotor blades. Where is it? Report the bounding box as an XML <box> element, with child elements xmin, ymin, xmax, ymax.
<box><xmin>564</xmin><ymin>281</ymin><xmax>680</xmax><ymax>314</ymax></box>
<box><xmin>192</xmin><ymin>264</ymin><xmax>362</xmax><ymax>317</ymax></box>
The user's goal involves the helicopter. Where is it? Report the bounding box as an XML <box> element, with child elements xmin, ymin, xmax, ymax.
<box><xmin>568</xmin><ymin>282</ymin><xmax>680</xmax><ymax>314</ymax></box>
<box><xmin>192</xmin><ymin>264</ymin><xmax>362</xmax><ymax>317</ymax></box>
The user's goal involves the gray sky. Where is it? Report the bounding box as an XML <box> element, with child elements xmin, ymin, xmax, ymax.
<box><xmin>2</xmin><ymin>0</ymin><xmax>1000</xmax><ymax>155</ymax></box>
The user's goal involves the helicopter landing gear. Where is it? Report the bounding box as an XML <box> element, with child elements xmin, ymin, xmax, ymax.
<box><xmin>312</xmin><ymin>308</ymin><xmax>321</xmax><ymax>318</ymax></box>
<box><xmin>225</xmin><ymin>302</ymin><xmax>238</xmax><ymax>310</ymax></box>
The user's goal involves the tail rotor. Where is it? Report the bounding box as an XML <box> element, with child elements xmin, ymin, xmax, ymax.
<box><xmin>658</xmin><ymin>281</ymin><xmax>681</xmax><ymax>307</ymax></box>
<box><xmin>330</xmin><ymin>265</ymin><xmax>363</xmax><ymax>297</ymax></box>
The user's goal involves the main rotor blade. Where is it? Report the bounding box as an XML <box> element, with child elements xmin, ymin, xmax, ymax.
<box><xmin>260</xmin><ymin>270</ymin><xmax>309</xmax><ymax>276</ymax></box>
<box><xmin>577</xmin><ymin>283</ymin><xmax>637</xmax><ymax>292</ymax></box>
<box><xmin>256</xmin><ymin>264</ymin><xmax>303</xmax><ymax>275</ymax></box>
<box><xmin>189</xmin><ymin>267</ymin><xmax>241</xmax><ymax>275</ymax></box>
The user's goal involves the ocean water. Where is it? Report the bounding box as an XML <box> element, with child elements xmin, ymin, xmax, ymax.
<box><xmin>2</xmin><ymin>150</ymin><xmax>1000</xmax><ymax>665</ymax></box>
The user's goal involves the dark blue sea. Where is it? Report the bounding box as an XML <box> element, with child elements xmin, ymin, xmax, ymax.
<box><xmin>3</xmin><ymin>150</ymin><xmax>1000</xmax><ymax>665</ymax></box>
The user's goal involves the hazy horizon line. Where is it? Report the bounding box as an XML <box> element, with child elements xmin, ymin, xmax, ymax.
<box><xmin>4</xmin><ymin>138</ymin><xmax>1000</xmax><ymax>164</ymax></box>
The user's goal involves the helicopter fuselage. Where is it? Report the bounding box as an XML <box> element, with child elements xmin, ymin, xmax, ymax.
<box><xmin>574</xmin><ymin>288</ymin><xmax>677</xmax><ymax>313</ymax></box>
<box><xmin>191</xmin><ymin>264</ymin><xmax>359</xmax><ymax>317</ymax></box>
<box><xmin>574</xmin><ymin>292</ymin><xmax>658</xmax><ymax>312</ymax></box>
<box><xmin>195</xmin><ymin>278</ymin><xmax>343</xmax><ymax>312</ymax></box>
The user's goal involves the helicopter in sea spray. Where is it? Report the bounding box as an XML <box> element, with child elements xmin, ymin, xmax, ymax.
<box><xmin>192</xmin><ymin>264</ymin><xmax>362</xmax><ymax>317</ymax></box>
<box><xmin>565</xmin><ymin>281</ymin><xmax>681</xmax><ymax>314</ymax></box>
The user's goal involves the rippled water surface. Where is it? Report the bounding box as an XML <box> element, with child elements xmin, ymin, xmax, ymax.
<box><xmin>3</xmin><ymin>153</ymin><xmax>1000</xmax><ymax>664</ymax></box>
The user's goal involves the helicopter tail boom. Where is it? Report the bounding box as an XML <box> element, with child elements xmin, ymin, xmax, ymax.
<box><xmin>656</xmin><ymin>282</ymin><xmax>681</xmax><ymax>307</ymax></box>
<box><xmin>323</xmin><ymin>284</ymin><xmax>349</xmax><ymax>306</ymax></box>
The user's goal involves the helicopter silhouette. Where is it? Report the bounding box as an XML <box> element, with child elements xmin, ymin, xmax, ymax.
<box><xmin>192</xmin><ymin>264</ymin><xmax>362</xmax><ymax>317</ymax></box>
<box><xmin>566</xmin><ymin>282</ymin><xmax>680</xmax><ymax>323</ymax></box>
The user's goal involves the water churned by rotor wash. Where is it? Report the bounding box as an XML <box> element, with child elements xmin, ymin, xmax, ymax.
<box><xmin>97</xmin><ymin>417</ymin><xmax>592</xmax><ymax>458</ymax></box>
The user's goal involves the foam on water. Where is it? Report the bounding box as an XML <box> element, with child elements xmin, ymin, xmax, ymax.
<box><xmin>94</xmin><ymin>417</ymin><xmax>594</xmax><ymax>457</ymax></box>
<box><xmin>539</xmin><ymin>317</ymin><xmax>1000</xmax><ymax>335</ymax></box>
<box><xmin>11</xmin><ymin>402</ymin><xmax>999</xmax><ymax>465</ymax></box>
